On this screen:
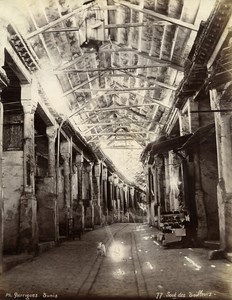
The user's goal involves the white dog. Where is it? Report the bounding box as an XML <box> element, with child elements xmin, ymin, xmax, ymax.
<box><xmin>97</xmin><ymin>242</ymin><xmax>106</xmax><ymax>257</ymax></box>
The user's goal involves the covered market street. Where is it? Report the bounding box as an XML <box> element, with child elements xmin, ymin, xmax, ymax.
<box><xmin>1</xmin><ymin>1</ymin><xmax>232</xmax><ymax>299</ymax></box>
<box><xmin>0</xmin><ymin>223</ymin><xmax>231</xmax><ymax>300</ymax></box>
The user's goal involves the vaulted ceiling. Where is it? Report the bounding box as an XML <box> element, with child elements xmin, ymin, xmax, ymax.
<box><xmin>3</xmin><ymin>0</ymin><xmax>216</xmax><ymax>180</ymax></box>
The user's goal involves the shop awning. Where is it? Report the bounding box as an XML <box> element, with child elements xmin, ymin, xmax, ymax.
<box><xmin>181</xmin><ymin>123</ymin><xmax>215</xmax><ymax>149</ymax></box>
<box><xmin>150</xmin><ymin>134</ymin><xmax>192</xmax><ymax>156</ymax></box>
<box><xmin>140</xmin><ymin>136</ymin><xmax>167</xmax><ymax>162</ymax></box>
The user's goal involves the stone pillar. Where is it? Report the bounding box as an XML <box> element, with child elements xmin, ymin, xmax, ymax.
<box><xmin>72</xmin><ymin>163</ymin><xmax>78</xmax><ymax>202</ymax></box>
<box><xmin>210</xmin><ymin>89</ymin><xmax>223</xmax><ymax>179</ymax></box>
<box><xmin>36</xmin><ymin>126</ymin><xmax>58</xmax><ymax>242</ymax></box>
<box><xmin>178</xmin><ymin>108</ymin><xmax>190</xmax><ymax>136</ymax></box>
<box><xmin>0</xmin><ymin>21</ymin><xmax>8</xmax><ymax>266</ymax></box>
<box><xmin>163</xmin><ymin>154</ymin><xmax>170</xmax><ymax>212</ymax></box>
<box><xmin>94</xmin><ymin>162</ymin><xmax>101</xmax><ymax>225</ymax></box>
<box><xmin>102</xmin><ymin>167</ymin><xmax>108</xmax><ymax>217</ymax></box>
<box><xmin>218</xmin><ymin>112</ymin><xmax>232</xmax><ymax>253</ymax></box>
<box><xmin>21</xmin><ymin>87</ymin><xmax>37</xmax><ymax>193</ymax></box>
<box><xmin>76</xmin><ymin>154</ymin><xmax>83</xmax><ymax>203</ymax></box>
<box><xmin>130</xmin><ymin>187</ymin><xmax>135</xmax><ymax>209</ymax></box>
<box><xmin>193</xmin><ymin>151</ymin><xmax>207</xmax><ymax>241</ymax></box>
<box><xmin>107</xmin><ymin>175</ymin><xmax>113</xmax><ymax>224</ymax></box>
<box><xmin>144</xmin><ymin>165</ymin><xmax>150</xmax><ymax>224</ymax></box>
<box><xmin>75</xmin><ymin>154</ymin><xmax>84</xmax><ymax>231</ymax></box>
<box><xmin>87</xmin><ymin>163</ymin><xmax>94</xmax><ymax>202</ymax></box>
<box><xmin>45</xmin><ymin>126</ymin><xmax>58</xmax><ymax>241</ymax></box>
<box><xmin>0</xmin><ymin>24</ymin><xmax>8</xmax><ymax>267</ymax></box>
<box><xmin>220</xmin><ymin>113</ymin><xmax>232</xmax><ymax>193</ymax></box>
<box><xmin>19</xmin><ymin>85</ymin><xmax>38</xmax><ymax>253</ymax></box>
<box><xmin>47</xmin><ymin>126</ymin><xmax>57</xmax><ymax>178</ymax></box>
<box><xmin>117</xmin><ymin>197</ymin><xmax>121</xmax><ymax>221</ymax></box>
<box><xmin>209</xmin><ymin>86</ymin><xmax>232</xmax><ymax>256</ymax></box>
<box><xmin>60</xmin><ymin>141</ymin><xmax>71</xmax><ymax>233</ymax></box>
<box><xmin>151</xmin><ymin>165</ymin><xmax>159</xmax><ymax>226</ymax></box>
<box><xmin>156</xmin><ymin>156</ymin><xmax>164</xmax><ymax>227</ymax></box>
<box><xmin>188</xmin><ymin>100</ymin><xmax>199</xmax><ymax>133</ymax></box>
<box><xmin>85</xmin><ymin>163</ymin><xmax>94</xmax><ymax>229</ymax></box>
<box><xmin>118</xmin><ymin>182</ymin><xmax>124</xmax><ymax>220</ymax></box>
<box><xmin>0</xmin><ymin>101</ymin><xmax>3</xmax><ymax>273</ymax></box>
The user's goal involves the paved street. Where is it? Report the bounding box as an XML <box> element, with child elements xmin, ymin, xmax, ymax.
<box><xmin>0</xmin><ymin>223</ymin><xmax>231</xmax><ymax>300</ymax></box>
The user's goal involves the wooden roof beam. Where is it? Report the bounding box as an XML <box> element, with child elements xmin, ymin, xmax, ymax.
<box><xmin>78</xmin><ymin>121</ymin><xmax>143</xmax><ymax>131</ymax></box>
<box><xmin>117</xmin><ymin>91</ymin><xmax>170</xmax><ymax>108</ymax></box>
<box><xmin>55</xmin><ymin>47</ymin><xmax>183</xmax><ymax>72</ymax></box>
<box><xmin>105</xmin><ymin>22</ymin><xmax>165</xmax><ymax>29</ymax></box>
<box><xmin>135</xmin><ymin>50</ymin><xmax>183</xmax><ymax>71</ymax></box>
<box><xmin>43</xmin><ymin>22</ymin><xmax>154</xmax><ymax>33</ymax></box>
<box><xmin>159</xmin><ymin>24</ymin><xmax>167</xmax><ymax>60</ymax></box>
<box><xmin>77</xmin><ymin>103</ymin><xmax>169</xmax><ymax>114</ymax></box>
<box><xmin>137</xmin><ymin>0</ymin><xmax>144</xmax><ymax>52</ymax></box>
<box><xmin>86</xmin><ymin>124</ymin><xmax>117</xmax><ymax>141</ymax></box>
<box><xmin>86</xmin><ymin>131</ymin><xmax>149</xmax><ymax>137</ymax></box>
<box><xmin>62</xmin><ymin>74</ymin><xmax>106</xmax><ymax>96</ymax></box>
<box><xmin>117</xmin><ymin>1</ymin><xmax>198</xmax><ymax>31</ymax></box>
<box><xmin>26</xmin><ymin>4</ymin><xmax>116</xmax><ymax>40</ymax></box>
<box><xmin>56</xmin><ymin>63</ymin><xmax>178</xmax><ymax>73</ymax></box>
<box><xmin>106</xmin><ymin>47</ymin><xmax>183</xmax><ymax>71</ymax></box>
<box><xmin>66</xmin><ymin>91</ymin><xmax>117</xmax><ymax>120</ymax></box>
<box><xmin>26</xmin><ymin>4</ymin><xmax>92</xmax><ymax>40</ymax></box>
<box><xmin>55</xmin><ymin>52</ymin><xmax>94</xmax><ymax>71</ymax></box>
<box><xmin>78</xmin><ymin>111</ymin><xmax>114</xmax><ymax>125</ymax></box>
<box><xmin>127</xmin><ymin>90</ymin><xmax>164</xmax><ymax>105</ymax></box>
<box><xmin>71</xmin><ymin>87</ymin><xmax>174</xmax><ymax>92</ymax></box>
<box><xmin>109</xmin><ymin>71</ymin><xmax>177</xmax><ymax>90</ymax></box>
<box><xmin>79</xmin><ymin>122</ymin><xmax>139</xmax><ymax>127</ymax></box>
<box><xmin>103</xmin><ymin>146</ymin><xmax>143</xmax><ymax>149</ymax></box>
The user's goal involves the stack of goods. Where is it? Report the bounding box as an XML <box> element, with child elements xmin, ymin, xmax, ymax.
<box><xmin>157</xmin><ymin>212</ymin><xmax>188</xmax><ymax>245</ymax></box>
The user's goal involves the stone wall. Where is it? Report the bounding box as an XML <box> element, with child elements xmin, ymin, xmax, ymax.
<box><xmin>3</xmin><ymin>151</ymin><xmax>23</xmax><ymax>252</ymax></box>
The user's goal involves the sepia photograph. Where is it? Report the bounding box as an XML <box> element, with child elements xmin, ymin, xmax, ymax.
<box><xmin>0</xmin><ymin>0</ymin><xmax>232</xmax><ymax>299</ymax></box>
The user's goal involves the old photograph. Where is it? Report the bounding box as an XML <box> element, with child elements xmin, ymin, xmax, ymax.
<box><xmin>0</xmin><ymin>0</ymin><xmax>232</xmax><ymax>299</ymax></box>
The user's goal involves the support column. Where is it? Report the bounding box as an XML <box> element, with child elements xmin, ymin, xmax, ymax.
<box><xmin>108</xmin><ymin>175</ymin><xmax>113</xmax><ymax>224</ymax></box>
<box><xmin>0</xmin><ymin>22</ymin><xmax>8</xmax><ymax>270</ymax></box>
<box><xmin>60</xmin><ymin>141</ymin><xmax>71</xmax><ymax>234</ymax></box>
<box><xmin>21</xmin><ymin>89</ymin><xmax>37</xmax><ymax>193</ymax></box>
<box><xmin>116</xmin><ymin>186</ymin><xmax>121</xmax><ymax>222</ymax></box>
<box><xmin>94</xmin><ymin>162</ymin><xmax>101</xmax><ymax>225</ymax></box>
<box><xmin>75</xmin><ymin>154</ymin><xmax>84</xmax><ymax>232</ymax></box>
<box><xmin>178</xmin><ymin>108</ymin><xmax>190</xmax><ymax>135</ymax></box>
<box><xmin>150</xmin><ymin>166</ymin><xmax>157</xmax><ymax>226</ymax></box>
<box><xmin>164</xmin><ymin>154</ymin><xmax>170</xmax><ymax>212</ymax></box>
<box><xmin>47</xmin><ymin>126</ymin><xmax>57</xmax><ymax>178</ymax></box>
<box><xmin>119</xmin><ymin>182</ymin><xmax>124</xmax><ymax>221</ymax></box>
<box><xmin>102</xmin><ymin>167</ymin><xmax>108</xmax><ymax>222</ymax></box>
<box><xmin>43</xmin><ymin>126</ymin><xmax>58</xmax><ymax>241</ymax></box>
<box><xmin>0</xmin><ymin>102</ymin><xmax>3</xmax><ymax>273</ymax></box>
<box><xmin>218</xmin><ymin>113</ymin><xmax>232</xmax><ymax>253</ymax></box>
<box><xmin>194</xmin><ymin>151</ymin><xmax>207</xmax><ymax>241</ymax></box>
<box><xmin>36</xmin><ymin>126</ymin><xmax>58</xmax><ymax>242</ymax></box>
<box><xmin>130</xmin><ymin>187</ymin><xmax>135</xmax><ymax>209</ymax></box>
<box><xmin>156</xmin><ymin>156</ymin><xmax>164</xmax><ymax>227</ymax></box>
<box><xmin>19</xmin><ymin>85</ymin><xmax>38</xmax><ymax>253</ymax></box>
<box><xmin>144</xmin><ymin>165</ymin><xmax>151</xmax><ymax>224</ymax></box>
<box><xmin>85</xmin><ymin>163</ymin><xmax>94</xmax><ymax>229</ymax></box>
<box><xmin>220</xmin><ymin>113</ymin><xmax>232</xmax><ymax>193</ymax></box>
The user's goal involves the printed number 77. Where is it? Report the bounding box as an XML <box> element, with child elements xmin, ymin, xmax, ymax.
<box><xmin>156</xmin><ymin>292</ymin><xmax>163</xmax><ymax>299</ymax></box>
